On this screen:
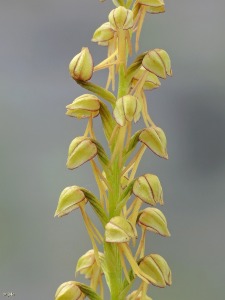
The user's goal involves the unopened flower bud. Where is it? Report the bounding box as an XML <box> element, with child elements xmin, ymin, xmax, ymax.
<box><xmin>126</xmin><ymin>290</ymin><xmax>152</xmax><ymax>300</ymax></box>
<box><xmin>150</xmin><ymin>254</ymin><xmax>172</xmax><ymax>286</ymax></box>
<box><xmin>133</xmin><ymin>174</ymin><xmax>163</xmax><ymax>205</ymax></box>
<box><xmin>66</xmin><ymin>94</ymin><xmax>100</xmax><ymax>119</ymax></box>
<box><xmin>54</xmin><ymin>186</ymin><xmax>87</xmax><ymax>217</ymax></box>
<box><xmin>113</xmin><ymin>95</ymin><xmax>142</xmax><ymax>126</ymax></box>
<box><xmin>109</xmin><ymin>6</ymin><xmax>133</xmax><ymax>31</ymax></box>
<box><xmin>138</xmin><ymin>254</ymin><xmax>172</xmax><ymax>287</ymax></box>
<box><xmin>137</xmin><ymin>207</ymin><xmax>170</xmax><ymax>237</ymax></box>
<box><xmin>155</xmin><ymin>48</ymin><xmax>172</xmax><ymax>76</ymax></box>
<box><xmin>105</xmin><ymin>216</ymin><xmax>137</xmax><ymax>243</ymax></box>
<box><xmin>132</xmin><ymin>67</ymin><xmax>161</xmax><ymax>91</ymax></box>
<box><xmin>142</xmin><ymin>49</ymin><xmax>172</xmax><ymax>79</ymax></box>
<box><xmin>139</xmin><ymin>127</ymin><xmax>168</xmax><ymax>159</ymax></box>
<box><xmin>76</xmin><ymin>249</ymin><xmax>104</xmax><ymax>279</ymax></box>
<box><xmin>55</xmin><ymin>281</ymin><xmax>85</xmax><ymax>300</ymax></box>
<box><xmin>92</xmin><ymin>22</ymin><xmax>114</xmax><ymax>43</ymax></box>
<box><xmin>69</xmin><ymin>47</ymin><xmax>93</xmax><ymax>81</ymax></box>
<box><xmin>67</xmin><ymin>137</ymin><xmax>98</xmax><ymax>169</ymax></box>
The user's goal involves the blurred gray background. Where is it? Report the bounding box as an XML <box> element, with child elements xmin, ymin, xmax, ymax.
<box><xmin>1</xmin><ymin>0</ymin><xmax>225</xmax><ymax>299</ymax></box>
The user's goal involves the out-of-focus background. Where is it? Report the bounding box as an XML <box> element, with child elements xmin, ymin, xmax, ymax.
<box><xmin>1</xmin><ymin>1</ymin><xmax>225</xmax><ymax>299</ymax></box>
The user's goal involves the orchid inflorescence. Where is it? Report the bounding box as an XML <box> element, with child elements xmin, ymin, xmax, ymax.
<box><xmin>54</xmin><ymin>1</ymin><xmax>172</xmax><ymax>299</ymax></box>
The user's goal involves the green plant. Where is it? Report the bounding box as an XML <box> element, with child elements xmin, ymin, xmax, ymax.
<box><xmin>54</xmin><ymin>1</ymin><xmax>172</xmax><ymax>299</ymax></box>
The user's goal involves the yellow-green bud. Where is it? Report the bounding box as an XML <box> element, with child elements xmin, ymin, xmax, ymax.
<box><xmin>69</xmin><ymin>47</ymin><xmax>93</xmax><ymax>82</ymax></box>
<box><xmin>126</xmin><ymin>291</ymin><xmax>152</xmax><ymax>300</ymax></box>
<box><xmin>76</xmin><ymin>249</ymin><xmax>104</xmax><ymax>279</ymax></box>
<box><xmin>150</xmin><ymin>254</ymin><xmax>172</xmax><ymax>286</ymax></box>
<box><xmin>109</xmin><ymin>6</ymin><xmax>134</xmax><ymax>31</ymax></box>
<box><xmin>133</xmin><ymin>174</ymin><xmax>164</xmax><ymax>205</ymax></box>
<box><xmin>54</xmin><ymin>186</ymin><xmax>87</xmax><ymax>217</ymax></box>
<box><xmin>142</xmin><ymin>49</ymin><xmax>172</xmax><ymax>79</ymax></box>
<box><xmin>137</xmin><ymin>207</ymin><xmax>170</xmax><ymax>237</ymax></box>
<box><xmin>55</xmin><ymin>281</ymin><xmax>85</xmax><ymax>300</ymax></box>
<box><xmin>139</xmin><ymin>127</ymin><xmax>168</xmax><ymax>159</ymax></box>
<box><xmin>67</xmin><ymin>137</ymin><xmax>98</xmax><ymax>170</ymax></box>
<box><xmin>134</xmin><ymin>1</ymin><xmax>165</xmax><ymax>16</ymax></box>
<box><xmin>66</xmin><ymin>94</ymin><xmax>100</xmax><ymax>119</ymax></box>
<box><xmin>155</xmin><ymin>48</ymin><xmax>172</xmax><ymax>76</ymax></box>
<box><xmin>132</xmin><ymin>67</ymin><xmax>161</xmax><ymax>91</ymax></box>
<box><xmin>113</xmin><ymin>95</ymin><xmax>142</xmax><ymax>126</ymax></box>
<box><xmin>139</xmin><ymin>254</ymin><xmax>172</xmax><ymax>287</ymax></box>
<box><xmin>105</xmin><ymin>216</ymin><xmax>137</xmax><ymax>243</ymax></box>
<box><xmin>92</xmin><ymin>22</ymin><xmax>114</xmax><ymax>43</ymax></box>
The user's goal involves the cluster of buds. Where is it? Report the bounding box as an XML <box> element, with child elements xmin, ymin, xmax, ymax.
<box><xmin>55</xmin><ymin>1</ymin><xmax>173</xmax><ymax>300</ymax></box>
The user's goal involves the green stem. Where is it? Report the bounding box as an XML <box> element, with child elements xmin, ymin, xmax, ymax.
<box><xmin>105</xmin><ymin>56</ymin><xmax>129</xmax><ymax>300</ymax></box>
<box><xmin>104</xmin><ymin>242</ymin><xmax>123</xmax><ymax>300</ymax></box>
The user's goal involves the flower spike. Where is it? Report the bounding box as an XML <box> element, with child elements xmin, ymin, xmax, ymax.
<box><xmin>55</xmin><ymin>1</ymin><xmax>173</xmax><ymax>299</ymax></box>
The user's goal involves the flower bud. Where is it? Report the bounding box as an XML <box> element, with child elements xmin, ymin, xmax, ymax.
<box><xmin>155</xmin><ymin>48</ymin><xmax>172</xmax><ymax>76</ymax></box>
<box><xmin>54</xmin><ymin>186</ymin><xmax>87</xmax><ymax>217</ymax></box>
<box><xmin>138</xmin><ymin>254</ymin><xmax>172</xmax><ymax>287</ymax></box>
<box><xmin>67</xmin><ymin>137</ymin><xmax>98</xmax><ymax>169</ymax></box>
<box><xmin>139</xmin><ymin>127</ymin><xmax>168</xmax><ymax>159</ymax></box>
<box><xmin>131</xmin><ymin>67</ymin><xmax>161</xmax><ymax>91</ymax></box>
<box><xmin>133</xmin><ymin>174</ymin><xmax>163</xmax><ymax>206</ymax></box>
<box><xmin>109</xmin><ymin>6</ymin><xmax>133</xmax><ymax>31</ymax></box>
<box><xmin>137</xmin><ymin>207</ymin><xmax>170</xmax><ymax>237</ymax></box>
<box><xmin>150</xmin><ymin>254</ymin><xmax>172</xmax><ymax>286</ymax></box>
<box><xmin>105</xmin><ymin>216</ymin><xmax>137</xmax><ymax>243</ymax></box>
<box><xmin>69</xmin><ymin>47</ymin><xmax>93</xmax><ymax>82</ymax></box>
<box><xmin>76</xmin><ymin>249</ymin><xmax>104</xmax><ymax>279</ymax></box>
<box><xmin>66</xmin><ymin>94</ymin><xmax>100</xmax><ymax>119</ymax></box>
<box><xmin>92</xmin><ymin>22</ymin><xmax>114</xmax><ymax>43</ymax></box>
<box><xmin>113</xmin><ymin>95</ymin><xmax>142</xmax><ymax>126</ymax></box>
<box><xmin>55</xmin><ymin>281</ymin><xmax>85</xmax><ymax>300</ymax></box>
<box><xmin>126</xmin><ymin>290</ymin><xmax>152</xmax><ymax>300</ymax></box>
<box><xmin>142</xmin><ymin>49</ymin><xmax>172</xmax><ymax>79</ymax></box>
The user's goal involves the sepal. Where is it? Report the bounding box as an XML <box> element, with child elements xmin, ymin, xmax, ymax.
<box><xmin>92</xmin><ymin>22</ymin><xmax>114</xmax><ymax>43</ymax></box>
<box><xmin>109</xmin><ymin>6</ymin><xmax>133</xmax><ymax>30</ymax></box>
<box><xmin>76</xmin><ymin>249</ymin><xmax>104</xmax><ymax>279</ymax></box>
<box><xmin>113</xmin><ymin>95</ymin><xmax>142</xmax><ymax>126</ymax></box>
<box><xmin>67</xmin><ymin>137</ymin><xmax>98</xmax><ymax>170</ymax></box>
<box><xmin>131</xmin><ymin>67</ymin><xmax>161</xmax><ymax>91</ymax></box>
<box><xmin>137</xmin><ymin>207</ymin><xmax>170</xmax><ymax>237</ymax></box>
<box><xmin>138</xmin><ymin>254</ymin><xmax>172</xmax><ymax>287</ymax></box>
<box><xmin>66</xmin><ymin>94</ymin><xmax>100</xmax><ymax>119</ymax></box>
<box><xmin>54</xmin><ymin>186</ymin><xmax>87</xmax><ymax>217</ymax></box>
<box><xmin>69</xmin><ymin>47</ymin><xmax>93</xmax><ymax>82</ymax></box>
<box><xmin>139</xmin><ymin>127</ymin><xmax>168</xmax><ymax>159</ymax></box>
<box><xmin>55</xmin><ymin>281</ymin><xmax>85</xmax><ymax>300</ymax></box>
<box><xmin>133</xmin><ymin>174</ymin><xmax>163</xmax><ymax>205</ymax></box>
<box><xmin>105</xmin><ymin>216</ymin><xmax>137</xmax><ymax>243</ymax></box>
<box><xmin>142</xmin><ymin>49</ymin><xmax>172</xmax><ymax>79</ymax></box>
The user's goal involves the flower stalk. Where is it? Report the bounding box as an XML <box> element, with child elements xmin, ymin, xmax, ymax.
<box><xmin>54</xmin><ymin>1</ymin><xmax>173</xmax><ymax>299</ymax></box>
